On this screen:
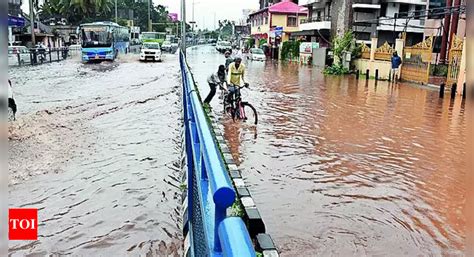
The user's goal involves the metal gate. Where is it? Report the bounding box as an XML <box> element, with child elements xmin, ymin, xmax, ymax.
<box><xmin>447</xmin><ymin>35</ymin><xmax>464</xmax><ymax>86</ymax></box>
<box><xmin>401</xmin><ymin>36</ymin><xmax>434</xmax><ymax>84</ymax></box>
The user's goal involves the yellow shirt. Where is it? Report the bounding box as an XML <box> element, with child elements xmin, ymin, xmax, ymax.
<box><xmin>227</xmin><ymin>62</ymin><xmax>246</xmax><ymax>86</ymax></box>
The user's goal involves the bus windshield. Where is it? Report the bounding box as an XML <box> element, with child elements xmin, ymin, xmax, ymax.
<box><xmin>141</xmin><ymin>33</ymin><xmax>165</xmax><ymax>40</ymax></box>
<box><xmin>81</xmin><ymin>26</ymin><xmax>112</xmax><ymax>48</ymax></box>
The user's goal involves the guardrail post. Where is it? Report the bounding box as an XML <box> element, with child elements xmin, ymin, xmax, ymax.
<box><xmin>366</xmin><ymin>69</ymin><xmax>369</xmax><ymax>80</ymax></box>
<box><xmin>463</xmin><ymin>82</ymin><xmax>466</xmax><ymax>99</ymax></box>
<box><xmin>375</xmin><ymin>69</ymin><xmax>379</xmax><ymax>81</ymax></box>
<box><xmin>439</xmin><ymin>83</ymin><xmax>445</xmax><ymax>98</ymax></box>
<box><xmin>451</xmin><ymin>83</ymin><xmax>457</xmax><ymax>99</ymax></box>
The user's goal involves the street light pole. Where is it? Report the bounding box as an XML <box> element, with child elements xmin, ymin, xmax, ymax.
<box><xmin>28</xmin><ymin>0</ymin><xmax>36</xmax><ymax>45</ymax></box>
<box><xmin>148</xmin><ymin>0</ymin><xmax>152</xmax><ymax>31</ymax></box>
<box><xmin>181</xmin><ymin>0</ymin><xmax>186</xmax><ymax>55</ymax></box>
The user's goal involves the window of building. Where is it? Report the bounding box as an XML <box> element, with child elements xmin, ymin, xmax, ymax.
<box><xmin>287</xmin><ymin>16</ymin><xmax>298</xmax><ymax>27</ymax></box>
<box><xmin>380</xmin><ymin>3</ymin><xmax>387</xmax><ymax>17</ymax></box>
<box><xmin>414</xmin><ymin>5</ymin><xmax>425</xmax><ymax>20</ymax></box>
<box><xmin>398</xmin><ymin>4</ymin><xmax>409</xmax><ymax>18</ymax></box>
<box><xmin>428</xmin><ymin>0</ymin><xmax>445</xmax><ymax>19</ymax></box>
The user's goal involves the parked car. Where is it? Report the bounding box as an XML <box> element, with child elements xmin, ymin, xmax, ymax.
<box><xmin>216</xmin><ymin>41</ymin><xmax>232</xmax><ymax>53</ymax></box>
<box><xmin>249</xmin><ymin>48</ymin><xmax>266</xmax><ymax>61</ymax></box>
<box><xmin>161</xmin><ymin>40</ymin><xmax>172</xmax><ymax>52</ymax></box>
<box><xmin>140</xmin><ymin>42</ymin><xmax>162</xmax><ymax>62</ymax></box>
<box><xmin>8</xmin><ymin>46</ymin><xmax>31</xmax><ymax>66</ymax></box>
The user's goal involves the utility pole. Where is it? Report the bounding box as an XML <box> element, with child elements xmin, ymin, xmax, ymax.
<box><xmin>147</xmin><ymin>0</ymin><xmax>152</xmax><ymax>31</ymax></box>
<box><xmin>449</xmin><ymin>0</ymin><xmax>461</xmax><ymax>50</ymax></box>
<box><xmin>115</xmin><ymin>0</ymin><xmax>118</xmax><ymax>23</ymax></box>
<box><xmin>181</xmin><ymin>0</ymin><xmax>186</xmax><ymax>55</ymax></box>
<box><xmin>29</xmin><ymin>0</ymin><xmax>36</xmax><ymax>45</ymax></box>
<box><xmin>439</xmin><ymin>0</ymin><xmax>453</xmax><ymax>64</ymax></box>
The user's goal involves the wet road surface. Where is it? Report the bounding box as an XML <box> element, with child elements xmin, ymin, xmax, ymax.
<box><xmin>187</xmin><ymin>45</ymin><xmax>467</xmax><ymax>256</ymax></box>
<box><xmin>8</xmin><ymin>54</ymin><xmax>183</xmax><ymax>256</ymax></box>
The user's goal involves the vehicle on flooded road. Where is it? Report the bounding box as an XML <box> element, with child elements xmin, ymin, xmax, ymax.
<box><xmin>161</xmin><ymin>40</ymin><xmax>172</xmax><ymax>52</ymax></box>
<box><xmin>140</xmin><ymin>31</ymin><xmax>166</xmax><ymax>45</ymax></box>
<box><xmin>139</xmin><ymin>42</ymin><xmax>162</xmax><ymax>62</ymax></box>
<box><xmin>8</xmin><ymin>46</ymin><xmax>31</xmax><ymax>66</ymax></box>
<box><xmin>80</xmin><ymin>21</ymin><xmax>129</xmax><ymax>62</ymax></box>
<box><xmin>248</xmin><ymin>48</ymin><xmax>266</xmax><ymax>61</ymax></box>
<box><xmin>216</xmin><ymin>41</ymin><xmax>232</xmax><ymax>53</ymax></box>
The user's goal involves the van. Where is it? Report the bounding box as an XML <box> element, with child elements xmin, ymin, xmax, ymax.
<box><xmin>8</xmin><ymin>46</ymin><xmax>31</xmax><ymax>66</ymax></box>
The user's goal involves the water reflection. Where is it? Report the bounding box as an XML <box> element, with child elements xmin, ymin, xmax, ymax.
<box><xmin>187</xmin><ymin>46</ymin><xmax>466</xmax><ymax>256</ymax></box>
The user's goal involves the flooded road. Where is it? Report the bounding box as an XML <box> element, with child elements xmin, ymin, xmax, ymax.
<box><xmin>8</xmin><ymin>55</ymin><xmax>183</xmax><ymax>256</ymax></box>
<box><xmin>187</xmin><ymin>45</ymin><xmax>467</xmax><ymax>256</ymax></box>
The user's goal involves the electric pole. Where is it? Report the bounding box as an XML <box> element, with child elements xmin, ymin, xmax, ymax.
<box><xmin>29</xmin><ymin>0</ymin><xmax>36</xmax><ymax>45</ymax></box>
<box><xmin>181</xmin><ymin>0</ymin><xmax>186</xmax><ymax>55</ymax></box>
<box><xmin>148</xmin><ymin>0</ymin><xmax>152</xmax><ymax>31</ymax></box>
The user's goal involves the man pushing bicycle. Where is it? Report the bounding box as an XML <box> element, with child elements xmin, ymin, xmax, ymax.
<box><xmin>225</xmin><ymin>57</ymin><xmax>249</xmax><ymax>105</ymax></box>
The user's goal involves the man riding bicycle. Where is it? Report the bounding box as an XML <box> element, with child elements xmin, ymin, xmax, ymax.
<box><xmin>225</xmin><ymin>57</ymin><xmax>248</xmax><ymax>105</ymax></box>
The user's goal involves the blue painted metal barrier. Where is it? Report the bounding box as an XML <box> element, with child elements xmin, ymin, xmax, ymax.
<box><xmin>180</xmin><ymin>51</ymin><xmax>256</xmax><ymax>257</ymax></box>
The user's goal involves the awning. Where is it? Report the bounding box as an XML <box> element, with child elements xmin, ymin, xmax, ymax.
<box><xmin>8</xmin><ymin>15</ymin><xmax>25</xmax><ymax>27</ymax></box>
<box><xmin>290</xmin><ymin>30</ymin><xmax>316</xmax><ymax>36</ymax></box>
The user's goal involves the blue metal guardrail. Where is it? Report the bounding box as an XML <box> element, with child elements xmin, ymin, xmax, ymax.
<box><xmin>179</xmin><ymin>51</ymin><xmax>256</xmax><ymax>257</ymax></box>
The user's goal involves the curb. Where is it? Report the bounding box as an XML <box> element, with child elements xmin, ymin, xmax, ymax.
<box><xmin>206</xmin><ymin>112</ymin><xmax>280</xmax><ymax>256</ymax></box>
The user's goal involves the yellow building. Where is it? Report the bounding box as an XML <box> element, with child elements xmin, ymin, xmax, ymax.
<box><xmin>249</xmin><ymin>0</ymin><xmax>307</xmax><ymax>47</ymax></box>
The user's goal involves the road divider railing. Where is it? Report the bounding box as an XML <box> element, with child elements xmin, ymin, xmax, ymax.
<box><xmin>179</xmin><ymin>50</ymin><xmax>256</xmax><ymax>257</ymax></box>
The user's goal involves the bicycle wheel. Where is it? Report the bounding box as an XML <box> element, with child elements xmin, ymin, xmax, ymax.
<box><xmin>240</xmin><ymin>102</ymin><xmax>258</xmax><ymax>125</ymax></box>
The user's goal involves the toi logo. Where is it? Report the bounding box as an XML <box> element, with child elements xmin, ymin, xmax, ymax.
<box><xmin>9</xmin><ymin>208</ymin><xmax>38</xmax><ymax>240</ymax></box>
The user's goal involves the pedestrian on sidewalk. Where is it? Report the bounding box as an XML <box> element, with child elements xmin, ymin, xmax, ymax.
<box><xmin>204</xmin><ymin>65</ymin><xmax>226</xmax><ymax>106</ymax></box>
<box><xmin>391</xmin><ymin>51</ymin><xmax>402</xmax><ymax>81</ymax></box>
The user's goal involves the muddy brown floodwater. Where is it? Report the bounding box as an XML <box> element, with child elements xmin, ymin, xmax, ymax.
<box><xmin>187</xmin><ymin>46</ymin><xmax>467</xmax><ymax>256</ymax></box>
<box><xmin>8</xmin><ymin>54</ymin><xmax>183</xmax><ymax>256</ymax></box>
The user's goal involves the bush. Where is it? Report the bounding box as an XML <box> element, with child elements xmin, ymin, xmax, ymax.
<box><xmin>281</xmin><ymin>40</ymin><xmax>301</xmax><ymax>60</ymax></box>
<box><xmin>323</xmin><ymin>64</ymin><xmax>350</xmax><ymax>75</ymax></box>
<box><xmin>430</xmin><ymin>64</ymin><xmax>448</xmax><ymax>76</ymax></box>
<box><xmin>246</xmin><ymin>38</ymin><xmax>255</xmax><ymax>49</ymax></box>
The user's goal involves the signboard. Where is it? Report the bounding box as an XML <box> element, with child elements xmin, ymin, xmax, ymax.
<box><xmin>300</xmin><ymin>42</ymin><xmax>312</xmax><ymax>53</ymax></box>
<box><xmin>274</xmin><ymin>26</ymin><xmax>283</xmax><ymax>37</ymax></box>
<box><xmin>299</xmin><ymin>42</ymin><xmax>319</xmax><ymax>53</ymax></box>
<box><xmin>168</xmin><ymin>13</ymin><xmax>178</xmax><ymax>22</ymax></box>
<box><xmin>8</xmin><ymin>15</ymin><xmax>25</xmax><ymax>27</ymax></box>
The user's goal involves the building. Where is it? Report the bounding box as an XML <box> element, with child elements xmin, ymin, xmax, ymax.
<box><xmin>424</xmin><ymin>0</ymin><xmax>466</xmax><ymax>63</ymax></box>
<box><xmin>259</xmin><ymin>0</ymin><xmax>299</xmax><ymax>9</ymax></box>
<box><xmin>352</xmin><ymin>0</ymin><xmax>381</xmax><ymax>45</ymax></box>
<box><xmin>377</xmin><ymin>0</ymin><xmax>427</xmax><ymax>46</ymax></box>
<box><xmin>8</xmin><ymin>0</ymin><xmax>25</xmax><ymax>45</ymax></box>
<box><xmin>352</xmin><ymin>0</ymin><xmax>427</xmax><ymax>47</ymax></box>
<box><xmin>249</xmin><ymin>0</ymin><xmax>307</xmax><ymax>47</ymax></box>
<box><xmin>294</xmin><ymin>0</ymin><xmax>332</xmax><ymax>47</ymax></box>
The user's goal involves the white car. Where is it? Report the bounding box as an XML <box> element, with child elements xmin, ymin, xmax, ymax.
<box><xmin>140</xmin><ymin>43</ymin><xmax>162</xmax><ymax>62</ymax></box>
<box><xmin>249</xmin><ymin>48</ymin><xmax>266</xmax><ymax>61</ymax></box>
<box><xmin>216</xmin><ymin>41</ymin><xmax>232</xmax><ymax>53</ymax></box>
<box><xmin>161</xmin><ymin>41</ymin><xmax>172</xmax><ymax>52</ymax></box>
<box><xmin>8</xmin><ymin>46</ymin><xmax>31</xmax><ymax>66</ymax></box>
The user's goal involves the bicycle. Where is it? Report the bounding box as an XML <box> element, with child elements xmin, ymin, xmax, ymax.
<box><xmin>222</xmin><ymin>84</ymin><xmax>258</xmax><ymax>125</ymax></box>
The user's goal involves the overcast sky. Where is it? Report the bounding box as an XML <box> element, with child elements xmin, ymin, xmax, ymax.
<box><xmin>22</xmin><ymin>0</ymin><xmax>259</xmax><ymax>30</ymax></box>
<box><xmin>157</xmin><ymin>0</ymin><xmax>258</xmax><ymax>30</ymax></box>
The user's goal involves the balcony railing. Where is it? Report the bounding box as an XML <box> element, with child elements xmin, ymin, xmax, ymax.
<box><xmin>301</xmin><ymin>16</ymin><xmax>331</xmax><ymax>24</ymax></box>
<box><xmin>353</xmin><ymin>0</ymin><xmax>380</xmax><ymax>4</ymax></box>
